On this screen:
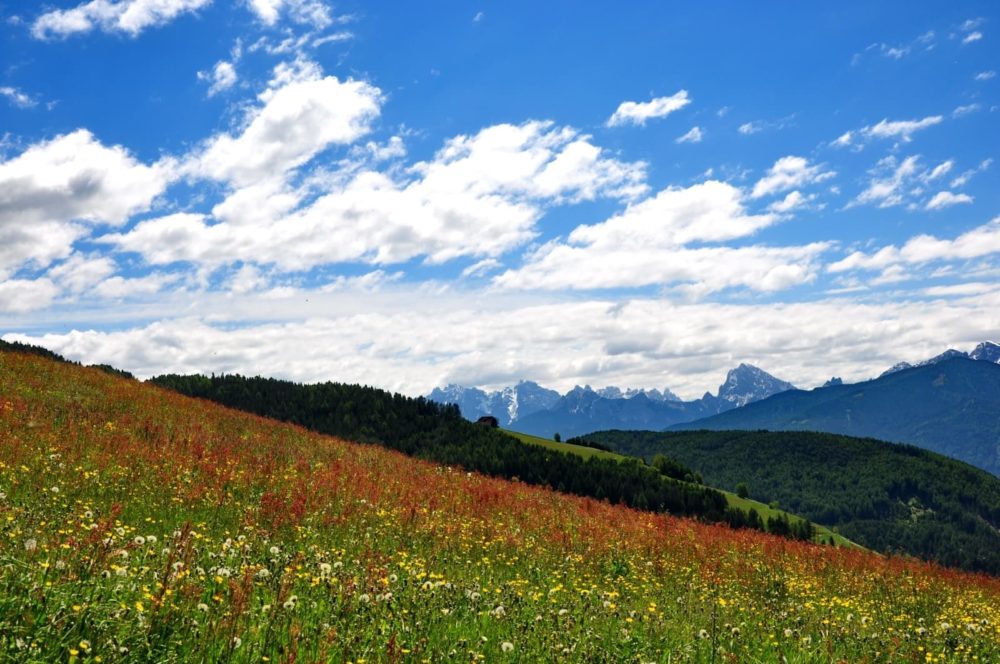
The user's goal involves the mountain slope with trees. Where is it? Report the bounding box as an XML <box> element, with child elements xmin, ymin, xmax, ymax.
<box><xmin>573</xmin><ymin>429</ymin><xmax>1000</xmax><ymax>574</ymax></box>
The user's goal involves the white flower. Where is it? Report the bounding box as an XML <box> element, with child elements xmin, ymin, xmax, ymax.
<box><xmin>256</xmin><ymin>568</ymin><xmax>271</xmax><ymax>580</ymax></box>
<box><xmin>133</xmin><ymin>536</ymin><xmax>145</xmax><ymax>546</ymax></box>
<box><xmin>283</xmin><ymin>596</ymin><xmax>298</xmax><ymax>610</ymax></box>
<box><xmin>359</xmin><ymin>594</ymin><xmax>371</xmax><ymax>604</ymax></box>
<box><xmin>558</xmin><ymin>608</ymin><xmax>569</xmax><ymax>617</ymax></box>
<box><xmin>783</xmin><ymin>628</ymin><xmax>794</xmax><ymax>638</ymax></box>
<box><xmin>24</xmin><ymin>539</ymin><xmax>37</xmax><ymax>552</ymax></box>
<box><xmin>217</xmin><ymin>567</ymin><xmax>232</xmax><ymax>578</ymax></box>
<box><xmin>501</xmin><ymin>642</ymin><xmax>514</xmax><ymax>653</ymax></box>
<box><xmin>50</xmin><ymin>486</ymin><xmax>59</xmax><ymax>494</ymax></box>
<box><xmin>146</xmin><ymin>535</ymin><xmax>157</xmax><ymax>545</ymax></box>
<box><xmin>698</xmin><ymin>629</ymin><xmax>709</xmax><ymax>640</ymax></box>
<box><xmin>269</xmin><ymin>546</ymin><xmax>280</xmax><ymax>556</ymax></box>
<box><xmin>232</xmin><ymin>636</ymin><xmax>242</xmax><ymax>649</ymax></box>
<box><xmin>318</xmin><ymin>562</ymin><xmax>332</xmax><ymax>575</ymax></box>
<box><xmin>197</xmin><ymin>603</ymin><xmax>209</xmax><ymax>612</ymax></box>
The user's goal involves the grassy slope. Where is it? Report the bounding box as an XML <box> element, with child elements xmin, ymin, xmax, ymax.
<box><xmin>1</xmin><ymin>351</ymin><xmax>998</xmax><ymax>662</ymax></box>
<box><xmin>504</xmin><ymin>429</ymin><xmax>856</xmax><ymax>548</ymax></box>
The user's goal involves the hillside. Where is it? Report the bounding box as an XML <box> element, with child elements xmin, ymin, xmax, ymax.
<box><xmin>505</xmin><ymin>429</ymin><xmax>857</xmax><ymax>548</ymax></box>
<box><xmin>3</xmin><ymin>344</ymin><xmax>1000</xmax><ymax>661</ymax></box>
<box><xmin>669</xmin><ymin>357</ymin><xmax>1000</xmax><ymax>476</ymax></box>
<box><xmin>575</xmin><ymin>429</ymin><xmax>1000</xmax><ymax>574</ymax></box>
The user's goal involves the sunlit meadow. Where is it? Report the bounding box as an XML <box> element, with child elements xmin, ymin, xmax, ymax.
<box><xmin>1</xmin><ymin>351</ymin><xmax>998</xmax><ymax>662</ymax></box>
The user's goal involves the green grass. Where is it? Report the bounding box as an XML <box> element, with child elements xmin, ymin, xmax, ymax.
<box><xmin>504</xmin><ymin>428</ymin><xmax>858</xmax><ymax>548</ymax></box>
<box><xmin>502</xmin><ymin>429</ymin><xmax>628</xmax><ymax>461</ymax></box>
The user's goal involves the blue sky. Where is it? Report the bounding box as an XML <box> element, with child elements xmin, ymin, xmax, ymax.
<box><xmin>1</xmin><ymin>0</ymin><xmax>999</xmax><ymax>398</ymax></box>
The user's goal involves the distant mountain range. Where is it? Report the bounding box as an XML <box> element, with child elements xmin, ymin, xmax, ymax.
<box><xmin>429</xmin><ymin>363</ymin><xmax>796</xmax><ymax>438</ymax></box>
<box><xmin>428</xmin><ymin>342</ymin><xmax>1000</xmax><ymax>474</ymax></box>
<box><xmin>672</xmin><ymin>349</ymin><xmax>1000</xmax><ymax>476</ymax></box>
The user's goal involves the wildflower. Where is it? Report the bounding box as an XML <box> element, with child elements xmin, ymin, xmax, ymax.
<box><xmin>232</xmin><ymin>636</ymin><xmax>242</xmax><ymax>649</ymax></box>
<box><xmin>319</xmin><ymin>562</ymin><xmax>332</xmax><ymax>575</ymax></box>
<box><xmin>269</xmin><ymin>546</ymin><xmax>280</xmax><ymax>556</ymax></box>
<box><xmin>146</xmin><ymin>535</ymin><xmax>157</xmax><ymax>545</ymax></box>
<box><xmin>79</xmin><ymin>640</ymin><xmax>91</xmax><ymax>652</ymax></box>
<box><xmin>359</xmin><ymin>594</ymin><xmax>371</xmax><ymax>604</ymax></box>
<box><xmin>133</xmin><ymin>536</ymin><xmax>145</xmax><ymax>546</ymax></box>
<box><xmin>501</xmin><ymin>641</ymin><xmax>514</xmax><ymax>653</ymax></box>
<box><xmin>698</xmin><ymin>629</ymin><xmax>709</xmax><ymax>640</ymax></box>
<box><xmin>492</xmin><ymin>605</ymin><xmax>506</xmax><ymax>618</ymax></box>
<box><xmin>731</xmin><ymin>627</ymin><xmax>740</xmax><ymax>637</ymax></box>
<box><xmin>50</xmin><ymin>486</ymin><xmax>59</xmax><ymax>494</ymax></box>
<box><xmin>283</xmin><ymin>596</ymin><xmax>298</xmax><ymax>610</ymax></box>
<box><xmin>197</xmin><ymin>603</ymin><xmax>209</xmax><ymax>612</ymax></box>
<box><xmin>784</xmin><ymin>628</ymin><xmax>794</xmax><ymax>638</ymax></box>
<box><xmin>558</xmin><ymin>608</ymin><xmax>569</xmax><ymax>617</ymax></box>
<box><xmin>256</xmin><ymin>568</ymin><xmax>271</xmax><ymax>580</ymax></box>
<box><xmin>262</xmin><ymin>604</ymin><xmax>271</xmax><ymax>613</ymax></box>
<box><xmin>217</xmin><ymin>567</ymin><xmax>231</xmax><ymax>578</ymax></box>
<box><xmin>388</xmin><ymin>573</ymin><xmax>398</xmax><ymax>583</ymax></box>
<box><xmin>24</xmin><ymin>539</ymin><xmax>37</xmax><ymax>552</ymax></box>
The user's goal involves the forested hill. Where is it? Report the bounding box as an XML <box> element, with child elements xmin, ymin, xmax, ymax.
<box><xmin>667</xmin><ymin>357</ymin><xmax>1000</xmax><ymax>476</ymax></box>
<box><xmin>574</xmin><ymin>429</ymin><xmax>1000</xmax><ymax>574</ymax></box>
<box><xmin>148</xmin><ymin>373</ymin><xmax>811</xmax><ymax>537</ymax></box>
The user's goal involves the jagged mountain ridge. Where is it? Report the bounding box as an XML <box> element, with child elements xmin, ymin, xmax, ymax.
<box><xmin>429</xmin><ymin>364</ymin><xmax>796</xmax><ymax>438</ymax></box>
<box><xmin>880</xmin><ymin>341</ymin><xmax>1000</xmax><ymax>377</ymax></box>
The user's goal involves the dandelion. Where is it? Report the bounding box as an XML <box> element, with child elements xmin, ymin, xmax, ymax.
<box><xmin>50</xmin><ymin>486</ymin><xmax>59</xmax><ymax>494</ymax></box>
<box><xmin>146</xmin><ymin>535</ymin><xmax>157</xmax><ymax>544</ymax></box>
<box><xmin>558</xmin><ymin>608</ymin><xmax>569</xmax><ymax>617</ymax></box>
<box><xmin>698</xmin><ymin>629</ymin><xmax>709</xmax><ymax>640</ymax></box>
<box><xmin>133</xmin><ymin>536</ymin><xmax>145</xmax><ymax>546</ymax></box>
<box><xmin>784</xmin><ymin>628</ymin><xmax>794</xmax><ymax>638</ymax></box>
<box><xmin>388</xmin><ymin>573</ymin><xmax>398</xmax><ymax>583</ymax></box>
<box><xmin>232</xmin><ymin>636</ymin><xmax>242</xmax><ymax>649</ymax></box>
<box><xmin>217</xmin><ymin>567</ymin><xmax>231</xmax><ymax>578</ymax></box>
<box><xmin>197</xmin><ymin>603</ymin><xmax>209</xmax><ymax>612</ymax></box>
<box><xmin>24</xmin><ymin>539</ymin><xmax>37</xmax><ymax>552</ymax></box>
<box><xmin>493</xmin><ymin>605</ymin><xmax>506</xmax><ymax>618</ymax></box>
<box><xmin>359</xmin><ymin>593</ymin><xmax>371</xmax><ymax>604</ymax></box>
<box><xmin>501</xmin><ymin>641</ymin><xmax>514</xmax><ymax>653</ymax></box>
<box><xmin>79</xmin><ymin>640</ymin><xmax>91</xmax><ymax>652</ymax></box>
<box><xmin>269</xmin><ymin>546</ymin><xmax>280</xmax><ymax>555</ymax></box>
<box><xmin>318</xmin><ymin>562</ymin><xmax>332</xmax><ymax>575</ymax></box>
<box><xmin>256</xmin><ymin>568</ymin><xmax>271</xmax><ymax>579</ymax></box>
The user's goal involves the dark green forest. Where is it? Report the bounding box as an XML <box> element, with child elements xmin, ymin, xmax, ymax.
<box><xmin>148</xmin><ymin>373</ymin><xmax>820</xmax><ymax>540</ymax></box>
<box><xmin>573</xmin><ymin>429</ymin><xmax>1000</xmax><ymax>574</ymax></box>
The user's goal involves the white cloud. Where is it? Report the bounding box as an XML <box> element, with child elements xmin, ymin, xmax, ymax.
<box><xmin>925</xmin><ymin>191</ymin><xmax>973</xmax><ymax>210</ymax></box>
<box><xmin>962</xmin><ymin>31</ymin><xmax>983</xmax><ymax>45</ymax></box>
<box><xmin>675</xmin><ymin>126</ymin><xmax>703</xmax><ymax>144</ymax></box>
<box><xmin>952</xmin><ymin>103</ymin><xmax>981</xmax><ymax>117</ymax></box>
<box><xmin>461</xmin><ymin>258</ymin><xmax>501</xmax><ymax>278</ymax></box>
<box><xmin>950</xmin><ymin>158</ymin><xmax>992</xmax><ymax>188</ymax></box>
<box><xmin>107</xmin><ymin>121</ymin><xmax>647</xmax><ymax>270</ymax></box>
<box><xmin>922</xmin><ymin>159</ymin><xmax>953</xmax><ymax>182</ymax></box>
<box><xmin>975</xmin><ymin>70</ymin><xmax>996</xmax><ymax>81</ymax></box>
<box><xmin>0</xmin><ymin>86</ymin><xmax>37</xmax><ymax>109</ymax></box>
<box><xmin>922</xmin><ymin>282</ymin><xmax>995</xmax><ymax>297</ymax></box>
<box><xmin>0</xmin><ymin>130</ymin><xmax>172</xmax><ymax>276</ymax></box>
<box><xmin>247</xmin><ymin>0</ymin><xmax>335</xmax><ymax>28</ymax></box>
<box><xmin>751</xmin><ymin>156</ymin><xmax>835</xmax><ymax>199</ymax></box>
<box><xmin>46</xmin><ymin>254</ymin><xmax>116</xmax><ymax>293</ymax></box>
<box><xmin>198</xmin><ymin>61</ymin><xmax>238</xmax><ymax>96</ymax></box>
<box><xmin>494</xmin><ymin>180</ymin><xmax>829</xmax><ymax>294</ymax></box>
<box><xmin>851</xmin><ymin>155</ymin><xmax>922</xmax><ymax>208</ymax></box>
<box><xmin>606</xmin><ymin>90</ymin><xmax>690</xmax><ymax>127</ymax></box>
<box><xmin>32</xmin><ymin>0</ymin><xmax>212</xmax><ymax>39</ymax></box>
<box><xmin>92</xmin><ymin>273</ymin><xmax>177</xmax><ymax>299</ymax></box>
<box><xmin>768</xmin><ymin>191</ymin><xmax>815</xmax><ymax>214</ymax></box>
<box><xmin>738</xmin><ymin>122</ymin><xmax>761</xmax><ymax>135</ymax></box>
<box><xmin>187</xmin><ymin>72</ymin><xmax>382</xmax><ymax>186</ymax></box>
<box><xmin>829</xmin><ymin>217</ymin><xmax>1000</xmax><ymax>273</ymax></box>
<box><xmin>832</xmin><ymin>115</ymin><xmax>943</xmax><ymax>148</ymax></box>
<box><xmin>473</xmin><ymin>11</ymin><xmax>484</xmax><ymax>22</ymax></box>
<box><xmin>8</xmin><ymin>291</ymin><xmax>999</xmax><ymax>398</ymax></box>
<box><xmin>0</xmin><ymin>279</ymin><xmax>58</xmax><ymax>312</ymax></box>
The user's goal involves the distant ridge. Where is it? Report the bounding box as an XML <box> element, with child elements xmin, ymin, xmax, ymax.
<box><xmin>671</xmin><ymin>356</ymin><xmax>1000</xmax><ymax>476</ymax></box>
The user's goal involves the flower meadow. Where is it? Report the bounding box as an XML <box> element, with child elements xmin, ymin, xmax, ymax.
<box><xmin>1</xmin><ymin>352</ymin><xmax>998</xmax><ymax>663</ymax></box>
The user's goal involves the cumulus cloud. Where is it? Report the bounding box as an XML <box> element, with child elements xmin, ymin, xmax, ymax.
<box><xmin>32</xmin><ymin>0</ymin><xmax>212</xmax><ymax>39</ymax></box>
<box><xmin>832</xmin><ymin>115</ymin><xmax>943</xmax><ymax>148</ymax></box>
<box><xmin>493</xmin><ymin>180</ymin><xmax>829</xmax><ymax>294</ymax></box>
<box><xmin>0</xmin><ymin>130</ymin><xmax>172</xmax><ymax>276</ymax></box>
<box><xmin>606</xmin><ymin>90</ymin><xmax>690</xmax><ymax>127</ymax></box>
<box><xmin>7</xmin><ymin>291</ymin><xmax>999</xmax><ymax>398</ymax></box>
<box><xmin>829</xmin><ymin>217</ymin><xmax>1000</xmax><ymax>273</ymax></box>
<box><xmin>246</xmin><ymin>0</ymin><xmax>336</xmax><ymax>27</ymax></box>
<box><xmin>675</xmin><ymin>126</ymin><xmax>703</xmax><ymax>144</ymax></box>
<box><xmin>107</xmin><ymin>120</ymin><xmax>647</xmax><ymax>269</ymax></box>
<box><xmin>0</xmin><ymin>279</ymin><xmax>59</xmax><ymax>313</ymax></box>
<box><xmin>751</xmin><ymin>156</ymin><xmax>835</xmax><ymax>199</ymax></box>
<box><xmin>851</xmin><ymin>155</ymin><xmax>923</xmax><ymax>208</ymax></box>
<box><xmin>198</xmin><ymin>61</ymin><xmax>238</xmax><ymax>96</ymax></box>
<box><xmin>186</xmin><ymin>72</ymin><xmax>382</xmax><ymax>186</ymax></box>
<box><xmin>925</xmin><ymin>191</ymin><xmax>973</xmax><ymax>210</ymax></box>
<box><xmin>46</xmin><ymin>254</ymin><xmax>116</xmax><ymax>293</ymax></box>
